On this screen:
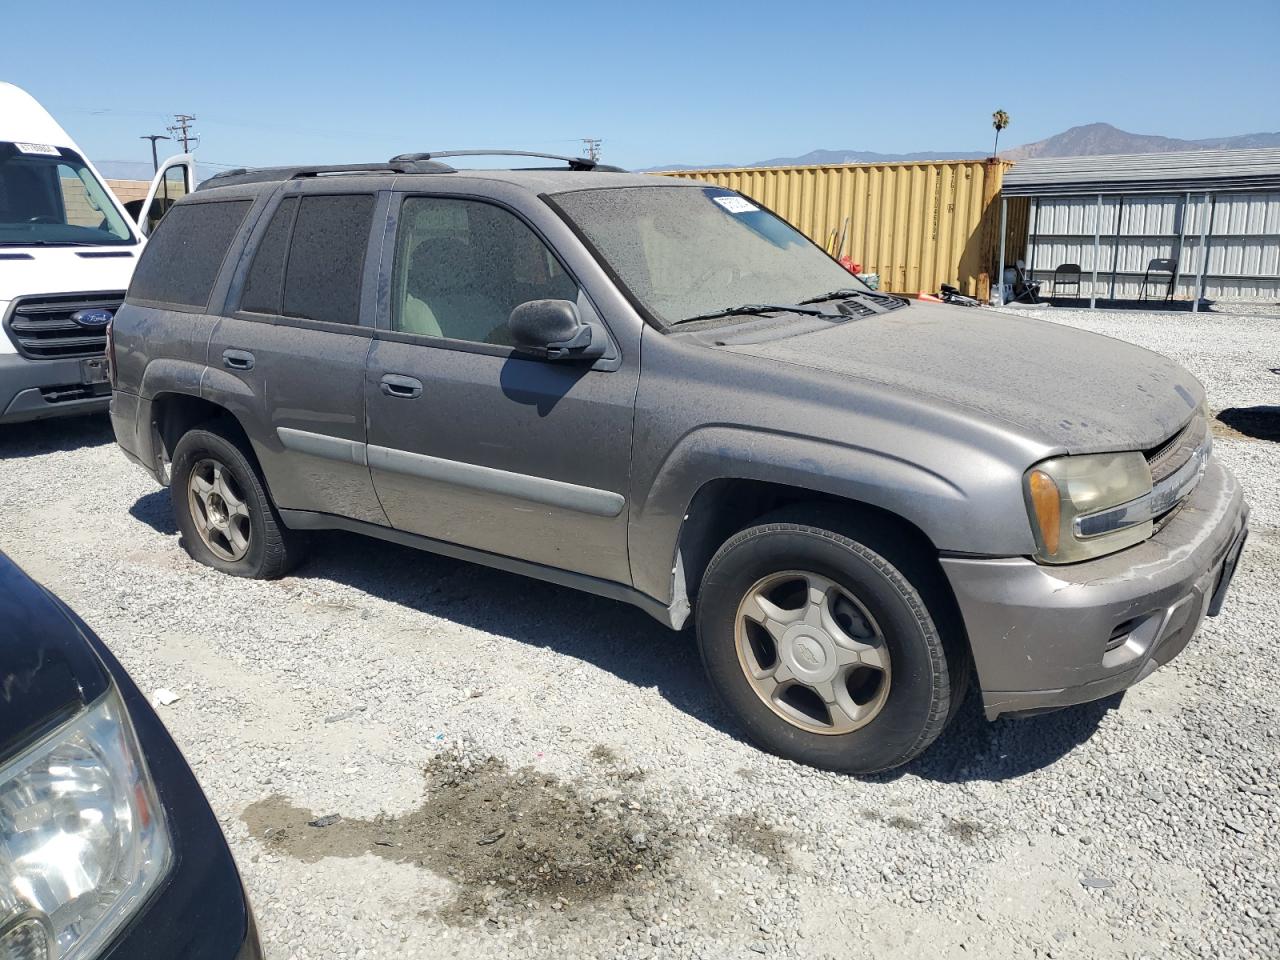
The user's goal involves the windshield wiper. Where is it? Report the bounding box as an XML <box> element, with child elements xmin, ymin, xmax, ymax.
<box><xmin>673</xmin><ymin>303</ymin><xmax>846</xmax><ymax>326</ymax></box>
<box><xmin>801</xmin><ymin>287</ymin><xmax>907</xmax><ymax>307</ymax></box>
<box><xmin>799</xmin><ymin>288</ymin><xmax>865</xmax><ymax>304</ymax></box>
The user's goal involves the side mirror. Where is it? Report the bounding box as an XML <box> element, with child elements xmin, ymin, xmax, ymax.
<box><xmin>508</xmin><ymin>299</ymin><xmax>606</xmax><ymax>361</ymax></box>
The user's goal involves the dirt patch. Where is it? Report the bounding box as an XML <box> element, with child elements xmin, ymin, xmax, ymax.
<box><xmin>588</xmin><ymin>744</ymin><xmax>647</xmax><ymax>783</ymax></box>
<box><xmin>722</xmin><ymin>813</ymin><xmax>790</xmax><ymax>866</ymax></box>
<box><xmin>1214</xmin><ymin>407</ymin><xmax>1280</xmax><ymax>442</ymax></box>
<box><xmin>242</xmin><ymin>752</ymin><xmax>674</xmax><ymax>923</ymax></box>
<box><xmin>945</xmin><ymin>819</ymin><xmax>985</xmax><ymax>844</ymax></box>
<box><xmin>588</xmin><ymin>744</ymin><xmax>619</xmax><ymax>764</ymax></box>
<box><xmin>860</xmin><ymin>808</ymin><xmax>924</xmax><ymax>832</ymax></box>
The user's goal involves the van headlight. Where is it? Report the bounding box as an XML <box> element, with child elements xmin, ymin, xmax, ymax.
<box><xmin>0</xmin><ymin>688</ymin><xmax>171</xmax><ymax>960</ymax></box>
<box><xmin>1024</xmin><ymin>452</ymin><xmax>1153</xmax><ymax>563</ymax></box>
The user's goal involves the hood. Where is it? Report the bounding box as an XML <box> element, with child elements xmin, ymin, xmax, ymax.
<box><xmin>0</xmin><ymin>246</ymin><xmax>138</xmax><ymax>298</ymax></box>
<box><xmin>719</xmin><ymin>301</ymin><xmax>1201</xmax><ymax>454</ymax></box>
<box><xmin>0</xmin><ymin>552</ymin><xmax>111</xmax><ymax>760</ymax></box>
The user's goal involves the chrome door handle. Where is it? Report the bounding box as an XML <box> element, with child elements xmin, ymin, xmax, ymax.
<box><xmin>222</xmin><ymin>349</ymin><xmax>255</xmax><ymax>371</ymax></box>
<box><xmin>380</xmin><ymin>373</ymin><xmax>423</xmax><ymax>399</ymax></box>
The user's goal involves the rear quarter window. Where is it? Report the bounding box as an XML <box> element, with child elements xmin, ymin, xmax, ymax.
<box><xmin>128</xmin><ymin>199</ymin><xmax>252</xmax><ymax>309</ymax></box>
<box><xmin>281</xmin><ymin>195</ymin><xmax>374</xmax><ymax>325</ymax></box>
<box><xmin>240</xmin><ymin>196</ymin><xmax>297</xmax><ymax>315</ymax></box>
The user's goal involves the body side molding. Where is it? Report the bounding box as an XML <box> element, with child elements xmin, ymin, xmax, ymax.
<box><xmin>366</xmin><ymin>444</ymin><xmax>626</xmax><ymax>517</ymax></box>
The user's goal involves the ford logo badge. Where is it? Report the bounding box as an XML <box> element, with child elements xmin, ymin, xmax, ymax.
<box><xmin>71</xmin><ymin>308</ymin><xmax>114</xmax><ymax>328</ymax></box>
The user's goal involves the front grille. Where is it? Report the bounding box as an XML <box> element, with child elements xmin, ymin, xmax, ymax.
<box><xmin>3</xmin><ymin>292</ymin><xmax>123</xmax><ymax>360</ymax></box>
<box><xmin>1145</xmin><ymin>412</ymin><xmax>1208</xmax><ymax>484</ymax></box>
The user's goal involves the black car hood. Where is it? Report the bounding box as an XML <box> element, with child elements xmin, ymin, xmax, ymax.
<box><xmin>0</xmin><ymin>553</ymin><xmax>110</xmax><ymax>759</ymax></box>
<box><xmin>719</xmin><ymin>301</ymin><xmax>1202</xmax><ymax>453</ymax></box>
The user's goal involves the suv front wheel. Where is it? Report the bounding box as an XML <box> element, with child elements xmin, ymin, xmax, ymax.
<box><xmin>170</xmin><ymin>425</ymin><xmax>302</xmax><ymax>579</ymax></box>
<box><xmin>696</xmin><ymin>509</ymin><xmax>966</xmax><ymax>774</ymax></box>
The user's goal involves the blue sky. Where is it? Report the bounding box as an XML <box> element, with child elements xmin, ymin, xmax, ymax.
<box><xmin>8</xmin><ymin>0</ymin><xmax>1278</xmax><ymax>176</ymax></box>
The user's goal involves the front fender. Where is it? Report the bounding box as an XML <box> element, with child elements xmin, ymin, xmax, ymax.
<box><xmin>628</xmin><ymin>425</ymin><xmax>1033</xmax><ymax>604</ymax></box>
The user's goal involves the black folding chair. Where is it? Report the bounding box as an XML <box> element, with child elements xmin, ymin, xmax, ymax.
<box><xmin>1051</xmin><ymin>263</ymin><xmax>1082</xmax><ymax>301</ymax></box>
<box><xmin>1139</xmin><ymin>258</ymin><xmax>1178</xmax><ymax>301</ymax></box>
<box><xmin>1005</xmin><ymin>261</ymin><xmax>1042</xmax><ymax>304</ymax></box>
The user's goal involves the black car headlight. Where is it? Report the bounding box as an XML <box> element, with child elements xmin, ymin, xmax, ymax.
<box><xmin>0</xmin><ymin>688</ymin><xmax>171</xmax><ymax>960</ymax></box>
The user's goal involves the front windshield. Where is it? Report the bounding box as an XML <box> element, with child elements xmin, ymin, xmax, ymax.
<box><xmin>553</xmin><ymin>184</ymin><xmax>867</xmax><ymax>325</ymax></box>
<box><xmin>0</xmin><ymin>142</ymin><xmax>135</xmax><ymax>246</ymax></box>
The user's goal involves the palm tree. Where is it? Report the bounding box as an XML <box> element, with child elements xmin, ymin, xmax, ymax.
<box><xmin>992</xmin><ymin>110</ymin><xmax>1011</xmax><ymax>158</ymax></box>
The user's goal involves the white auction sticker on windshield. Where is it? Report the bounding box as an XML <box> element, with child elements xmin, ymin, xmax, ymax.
<box><xmin>14</xmin><ymin>142</ymin><xmax>60</xmax><ymax>156</ymax></box>
<box><xmin>713</xmin><ymin>195</ymin><xmax>758</xmax><ymax>214</ymax></box>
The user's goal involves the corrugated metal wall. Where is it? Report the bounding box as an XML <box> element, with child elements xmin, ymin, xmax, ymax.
<box><xmin>1022</xmin><ymin>191</ymin><xmax>1280</xmax><ymax>301</ymax></box>
<box><xmin>655</xmin><ymin>160</ymin><xmax>1010</xmax><ymax>298</ymax></box>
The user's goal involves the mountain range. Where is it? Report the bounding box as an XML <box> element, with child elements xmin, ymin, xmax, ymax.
<box><xmin>652</xmin><ymin>123</ymin><xmax>1280</xmax><ymax>171</ymax></box>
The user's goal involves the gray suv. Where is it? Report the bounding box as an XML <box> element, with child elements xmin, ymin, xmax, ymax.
<box><xmin>109</xmin><ymin>151</ymin><xmax>1249</xmax><ymax>774</ymax></box>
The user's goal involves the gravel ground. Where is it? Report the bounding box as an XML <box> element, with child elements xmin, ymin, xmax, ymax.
<box><xmin>1</xmin><ymin>305</ymin><xmax>1276</xmax><ymax>960</ymax></box>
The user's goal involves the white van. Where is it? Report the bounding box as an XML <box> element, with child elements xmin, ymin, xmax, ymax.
<box><xmin>0</xmin><ymin>82</ymin><xmax>193</xmax><ymax>423</ymax></box>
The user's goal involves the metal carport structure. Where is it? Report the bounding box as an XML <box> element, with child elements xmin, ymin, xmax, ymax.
<box><xmin>997</xmin><ymin>149</ymin><xmax>1280</xmax><ymax>309</ymax></box>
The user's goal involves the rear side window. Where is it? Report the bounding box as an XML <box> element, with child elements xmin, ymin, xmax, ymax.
<box><xmin>129</xmin><ymin>200</ymin><xmax>252</xmax><ymax>308</ymax></box>
<box><xmin>281</xmin><ymin>195</ymin><xmax>374</xmax><ymax>325</ymax></box>
<box><xmin>240</xmin><ymin>197</ymin><xmax>297</xmax><ymax>314</ymax></box>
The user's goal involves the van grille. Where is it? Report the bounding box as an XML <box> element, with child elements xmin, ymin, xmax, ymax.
<box><xmin>3</xmin><ymin>292</ymin><xmax>123</xmax><ymax>360</ymax></box>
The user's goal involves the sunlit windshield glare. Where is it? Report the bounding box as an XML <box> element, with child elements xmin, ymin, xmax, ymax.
<box><xmin>554</xmin><ymin>185</ymin><xmax>865</xmax><ymax>324</ymax></box>
<box><xmin>0</xmin><ymin>143</ymin><xmax>134</xmax><ymax>246</ymax></box>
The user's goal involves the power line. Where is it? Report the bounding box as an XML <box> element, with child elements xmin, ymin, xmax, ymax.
<box><xmin>581</xmin><ymin>138</ymin><xmax>602</xmax><ymax>162</ymax></box>
<box><xmin>167</xmin><ymin>114</ymin><xmax>199</xmax><ymax>152</ymax></box>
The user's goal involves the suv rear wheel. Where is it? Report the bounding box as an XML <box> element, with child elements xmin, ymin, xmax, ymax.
<box><xmin>696</xmin><ymin>508</ymin><xmax>965</xmax><ymax>774</ymax></box>
<box><xmin>170</xmin><ymin>425</ymin><xmax>303</xmax><ymax>579</ymax></box>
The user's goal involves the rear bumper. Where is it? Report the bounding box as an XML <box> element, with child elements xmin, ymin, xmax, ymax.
<box><xmin>942</xmin><ymin>458</ymin><xmax>1248</xmax><ymax>719</ymax></box>
<box><xmin>0</xmin><ymin>352</ymin><xmax>110</xmax><ymax>424</ymax></box>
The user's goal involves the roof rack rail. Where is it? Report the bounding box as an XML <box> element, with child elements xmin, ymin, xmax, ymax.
<box><xmin>390</xmin><ymin>150</ymin><xmax>625</xmax><ymax>172</ymax></box>
<box><xmin>200</xmin><ymin>158</ymin><xmax>455</xmax><ymax>189</ymax></box>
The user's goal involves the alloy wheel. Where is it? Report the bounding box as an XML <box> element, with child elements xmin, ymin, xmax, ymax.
<box><xmin>734</xmin><ymin>570</ymin><xmax>891</xmax><ymax>735</ymax></box>
<box><xmin>187</xmin><ymin>457</ymin><xmax>252</xmax><ymax>562</ymax></box>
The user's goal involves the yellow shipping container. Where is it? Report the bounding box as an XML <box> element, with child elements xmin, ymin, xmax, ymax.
<box><xmin>654</xmin><ymin>159</ymin><xmax>1012</xmax><ymax>299</ymax></box>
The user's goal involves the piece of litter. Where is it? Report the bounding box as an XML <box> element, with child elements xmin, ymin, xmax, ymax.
<box><xmin>308</xmin><ymin>814</ymin><xmax>341</xmax><ymax>828</ymax></box>
<box><xmin>153</xmin><ymin>688</ymin><xmax>181</xmax><ymax>706</ymax></box>
<box><xmin>1080</xmin><ymin>875</ymin><xmax>1115</xmax><ymax>889</ymax></box>
<box><xmin>373</xmin><ymin>839</ymin><xmax>396</xmax><ymax>847</ymax></box>
<box><xmin>476</xmin><ymin>829</ymin><xmax>505</xmax><ymax>846</ymax></box>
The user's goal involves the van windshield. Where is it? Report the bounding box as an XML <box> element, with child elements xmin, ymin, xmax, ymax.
<box><xmin>552</xmin><ymin>185</ymin><xmax>869</xmax><ymax>327</ymax></box>
<box><xmin>0</xmin><ymin>142</ymin><xmax>135</xmax><ymax>246</ymax></box>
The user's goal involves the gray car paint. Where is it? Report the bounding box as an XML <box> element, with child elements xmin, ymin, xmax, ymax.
<box><xmin>110</xmin><ymin>168</ymin><xmax>1247</xmax><ymax>720</ymax></box>
<box><xmin>716</xmin><ymin>303</ymin><xmax>1202</xmax><ymax>454</ymax></box>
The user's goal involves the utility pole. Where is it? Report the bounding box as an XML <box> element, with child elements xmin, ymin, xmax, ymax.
<box><xmin>581</xmin><ymin>138</ymin><xmax>602</xmax><ymax>163</ymax></box>
<box><xmin>140</xmin><ymin>134</ymin><xmax>171</xmax><ymax>173</ymax></box>
<box><xmin>167</xmin><ymin>114</ymin><xmax>198</xmax><ymax>153</ymax></box>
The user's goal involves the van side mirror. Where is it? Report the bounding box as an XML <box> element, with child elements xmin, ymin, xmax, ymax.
<box><xmin>508</xmin><ymin>299</ymin><xmax>606</xmax><ymax>361</ymax></box>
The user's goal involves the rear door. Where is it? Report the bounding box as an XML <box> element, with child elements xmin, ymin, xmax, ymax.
<box><xmin>363</xmin><ymin>191</ymin><xmax>638</xmax><ymax>583</ymax></box>
<box><xmin>209</xmin><ymin>186</ymin><xmax>387</xmax><ymax>525</ymax></box>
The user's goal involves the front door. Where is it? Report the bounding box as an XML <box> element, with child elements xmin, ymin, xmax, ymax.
<box><xmin>136</xmin><ymin>154</ymin><xmax>195</xmax><ymax>235</ymax></box>
<box><xmin>364</xmin><ymin>194</ymin><xmax>636</xmax><ymax>584</ymax></box>
<box><xmin>209</xmin><ymin>189</ymin><xmax>386</xmax><ymax>525</ymax></box>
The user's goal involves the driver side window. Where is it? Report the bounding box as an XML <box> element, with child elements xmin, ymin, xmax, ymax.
<box><xmin>391</xmin><ymin>196</ymin><xmax>577</xmax><ymax>346</ymax></box>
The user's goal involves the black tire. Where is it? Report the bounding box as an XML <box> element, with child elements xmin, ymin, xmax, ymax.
<box><xmin>170</xmin><ymin>424</ymin><xmax>303</xmax><ymax>579</ymax></box>
<box><xmin>696</xmin><ymin>507</ymin><xmax>968</xmax><ymax>774</ymax></box>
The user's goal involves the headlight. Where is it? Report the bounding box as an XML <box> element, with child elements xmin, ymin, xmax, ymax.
<box><xmin>0</xmin><ymin>689</ymin><xmax>171</xmax><ymax>960</ymax></box>
<box><xmin>1024</xmin><ymin>451</ymin><xmax>1153</xmax><ymax>563</ymax></box>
